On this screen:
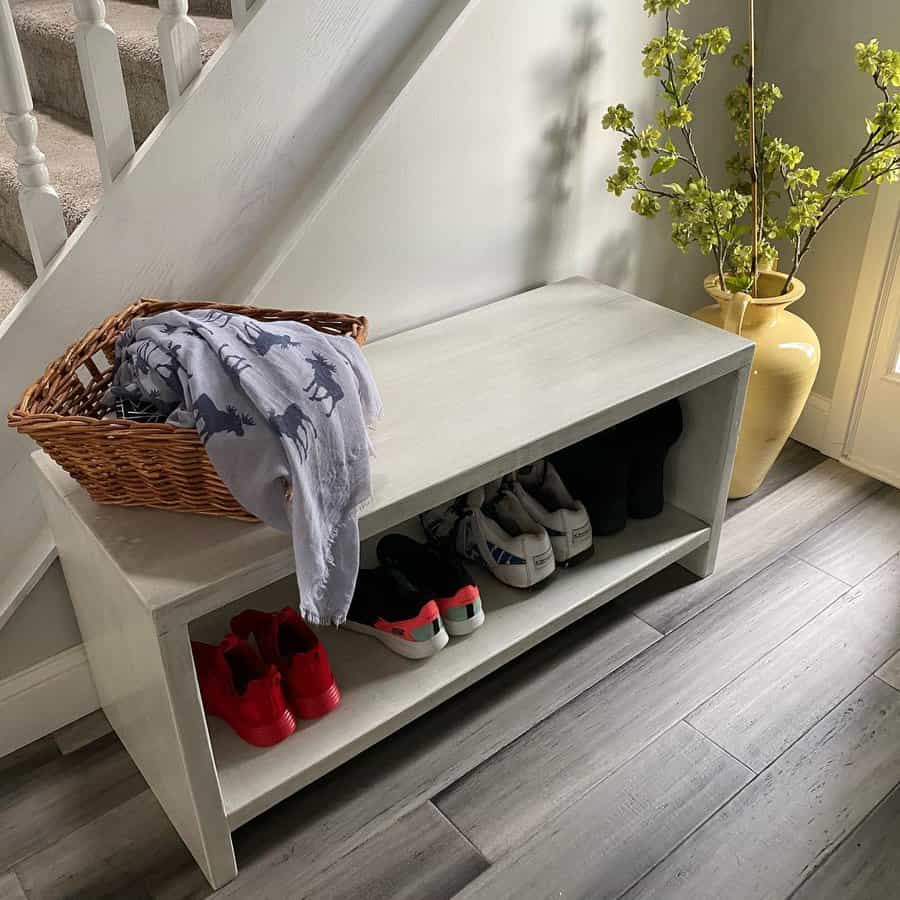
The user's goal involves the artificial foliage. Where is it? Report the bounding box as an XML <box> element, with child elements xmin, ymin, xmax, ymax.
<box><xmin>603</xmin><ymin>0</ymin><xmax>900</xmax><ymax>294</ymax></box>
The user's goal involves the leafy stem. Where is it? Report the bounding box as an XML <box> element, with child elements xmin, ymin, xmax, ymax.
<box><xmin>602</xmin><ymin>5</ymin><xmax>900</xmax><ymax>298</ymax></box>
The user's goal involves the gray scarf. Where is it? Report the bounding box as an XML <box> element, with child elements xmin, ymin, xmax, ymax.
<box><xmin>108</xmin><ymin>310</ymin><xmax>381</xmax><ymax>625</ymax></box>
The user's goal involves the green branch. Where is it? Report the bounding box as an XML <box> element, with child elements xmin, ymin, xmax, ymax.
<box><xmin>602</xmin><ymin>10</ymin><xmax>900</xmax><ymax>299</ymax></box>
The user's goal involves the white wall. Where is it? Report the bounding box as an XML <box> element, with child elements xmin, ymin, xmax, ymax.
<box><xmin>760</xmin><ymin>0</ymin><xmax>900</xmax><ymax>398</ymax></box>
<box><xmin>236</xmin><ymin>0</ymin><xmax>750</xmax><ymax>335</ymax></box>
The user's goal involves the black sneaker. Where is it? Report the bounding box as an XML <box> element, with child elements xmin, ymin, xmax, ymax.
<box><xmin>621</xmin><ymin>399</ymin><xmax>683</xmax><ymax>519</ymax></box>
<box><xmin>377</xmin><ymin>534</ymin><xmax>484</xmax><ymax>636</ymax></box>
<box><xmin>551</xmin><ymin>426</ymin><xmax>630</xmax><ymax>536</ymax></box>
<box><xmin>344</xmin><ymin>568</ymin><xmax>449</xmax><ymax>659</ymax></box>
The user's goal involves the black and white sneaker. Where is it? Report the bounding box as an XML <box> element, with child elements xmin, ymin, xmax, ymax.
<box><xmin>421</xmin><ymin>486</ymin><xmax>555</xmax><ymax>589</ymax></box>
<box><xmin>509</xmin><ymin>460</ymin><xmax>593</xmax><ymax>565</ymax></box>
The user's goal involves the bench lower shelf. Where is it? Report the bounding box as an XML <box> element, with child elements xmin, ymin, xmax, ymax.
<box><xmin>210</xmin><ymin>503</ymin><xmax>709</xmax><ymax>828</ymax></box>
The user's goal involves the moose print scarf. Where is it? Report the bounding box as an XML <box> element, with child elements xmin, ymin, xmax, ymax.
<box><xmin>107</xmin><ymin>309</ymin><xmax>382</xmax><ymax>626</ymax></box>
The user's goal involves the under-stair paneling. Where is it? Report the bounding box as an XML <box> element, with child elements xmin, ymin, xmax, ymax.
<box><xmin>235</xmin><ymin>0</ymin><xmax>749</xmax><ymax>337</ymax></box>
<box><xmin>0</xmin><ymin>0</ymin><xmax>456</xmax><ymax>623</ymax></box>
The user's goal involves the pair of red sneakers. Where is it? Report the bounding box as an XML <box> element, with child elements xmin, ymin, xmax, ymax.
<box><xmin>191</xmin><ymin>607</ymin><xmax>341</xmax><ymax>747</ymax></box>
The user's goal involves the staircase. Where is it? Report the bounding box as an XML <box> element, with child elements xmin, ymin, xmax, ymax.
<box><xmin>0</xmin><ymin>0</ymin><xmax>232</xmax><ymax>321</ymax></box>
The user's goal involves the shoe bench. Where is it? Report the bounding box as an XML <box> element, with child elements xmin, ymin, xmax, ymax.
<box><xmin>32</xmin><ymin>277</ymin><xmax>752</xmax><ymax>888</ymax></box>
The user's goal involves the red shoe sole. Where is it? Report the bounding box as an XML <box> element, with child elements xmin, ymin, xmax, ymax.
<box><xmin>292</xmin><ymin>680</ymin><xmax>342</xmax><ymax>720</ymax></box>
<box><xmin>213</xmin><ymin>706</ymin><xmax>297</xmax><ymax>748</ymax></box>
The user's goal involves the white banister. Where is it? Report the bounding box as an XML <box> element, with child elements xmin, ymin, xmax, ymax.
<box><xmin>72</xmin><ymin>0</ymin><xmax>135</xmax><ymax>187</ymax></box>
<box><xmin>157</xmin><ymin>0</ymin><xmax>202</xmax><ymax>108</ymax></box>
<box><xmin>0</xmin><ymin>0</ymin><xmax>67</xmax><ymax>274</ymax></box>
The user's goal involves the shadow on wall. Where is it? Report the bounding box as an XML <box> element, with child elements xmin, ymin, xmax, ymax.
<box><xmin>590</xmin><ymin>224</ymin><xmax>715</xmax><ymax>315</ymax></box>
<box><xmin>522</xmin><ymin>3</ymin><xmax>709</xmax><ymax>312</ymax></box>
<box><xmin>522</xmin><ymin>4</ymin><xmax>602</xmax><ymax>286</ymax></box>
<box><xmin>541</xmin><ymin>0</ymin><xmax>741</xmax><ymax>315</ymax></box>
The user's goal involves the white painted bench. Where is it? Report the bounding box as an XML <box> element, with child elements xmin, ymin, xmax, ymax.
<box><xmin>32</xmin><ymin>278</ymin><xmax>753</xmax><ymax>888</ymax></box>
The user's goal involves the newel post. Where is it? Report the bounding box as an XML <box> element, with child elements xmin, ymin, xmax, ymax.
<box><xmin>72</xmin><ymin>0</ymin><xmax>136</xmax><ymax>186</ymax></box>
<box><xmin>157</xmin><ymin>0</ymin><xmax>202</xmax><ymax>108</ymax></box>
<box><xmin>0</xmin><ymin>0</ymin><xmax>67</xmax><ymax>274</ymax></box>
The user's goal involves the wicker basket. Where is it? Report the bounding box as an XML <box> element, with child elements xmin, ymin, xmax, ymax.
<box><xmin>8</xmin><ymin>299</ymin><xmax>369</xmax><ymax>522</ymax></box>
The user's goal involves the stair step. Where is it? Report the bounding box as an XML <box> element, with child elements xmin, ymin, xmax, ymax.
<box><xmin>0</xmin><ymin>106</ymin><xmax>102</xmax><ymax>263</ymax></box>
<box><xmin>125</xmin><ymin>0</ymin><xmax>233</xmax><ymax>18</ymax></box>
<box><xmin>0</xmin><ymin>241</ymin><xmax>36</xmax><ymax>323</ymax></box>
<box><xmin>14</xmin><ymin>0</ymin><xmax>232</xmax><ymax>144</ymax></box>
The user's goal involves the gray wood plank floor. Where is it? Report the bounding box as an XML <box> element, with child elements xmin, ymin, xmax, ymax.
<box><xmin>3</xmin><ymin>443</ymin><xmax>900</xmax><ymax>900</ymax></box>
<box><xmin>687</xmin><ymin>553</ymin><xmax>900</xmax><ymax>772</ymax></box>
<box><xmin>621</xmin><ymin>677</ymin><xmax>900</xmax><ymax>900</ymax></box>
<box><xmin>792</xmin><ymin>485</ymin><xmax>900</xmax><ymax>585</ymax></box>
<box><xmin>51</xmin><ymin>712</ymin><xmax>111</xmax><ymax>757</ymax></box>
<box><xmin>878</xmin><ymin>649</ymin><xmax>900</xmax><ymax>691</ymax></box>
<box><xmin>790</xmin><ymin>784</ymin><xmax>900</xmax><ymax>900</ymax></box>
<box><xmin>452</xmin><ymin>721</ymin><xmax>753</xmax><ymax>900</ymax></box>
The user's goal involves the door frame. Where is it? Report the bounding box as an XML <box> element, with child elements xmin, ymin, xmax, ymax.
<box><xmin>822</xmin><ymin>185</ymin><xmax>900</xmax><ymax>486</ymax></box>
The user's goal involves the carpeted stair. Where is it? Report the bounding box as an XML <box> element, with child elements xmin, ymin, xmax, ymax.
<box><xmin>0</xmin><ymin>0</ymin><xmax>232</xmax><ymax>322</ymax></box>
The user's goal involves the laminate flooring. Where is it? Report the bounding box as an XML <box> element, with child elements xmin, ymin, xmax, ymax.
<box><xmin>7</xmin><ymin>441</ymin><xmax>900</xmax><ymax>900</ymax></box>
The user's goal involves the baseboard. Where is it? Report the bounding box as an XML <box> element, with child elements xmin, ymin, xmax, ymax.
<box><xmin>0</xmin><ymin>644</ymin><xmax>100</xmax><ymax>758</ymax></box>
<box><xmin>840</xmin><ymin>454</ymin><xmax>900</xmax><ymax>492</ymax></box>
<box><xmin>791</xmin><ymin>392</ymin><xmax>833</xmax><ymax>453</ymax></box>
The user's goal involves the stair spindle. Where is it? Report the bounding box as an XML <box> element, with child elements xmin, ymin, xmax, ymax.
<box><xmin>0</xmin><ymin>0</ymin><xmax>67</xmax><ymax>275</ymax></box>
<box><xmin>157</xmin><ymin>0</ymin><xmax>202</xmax><ymax>108</ymax></box>
<box><xmin>230</xmin><ymin>0</ymin><xmax>255</xmax><ymax>30</ymax></box>
<box><xmin>72</xmin><ymin>0</ymin><xmax>136</xmax><ymax>187</ymax></box>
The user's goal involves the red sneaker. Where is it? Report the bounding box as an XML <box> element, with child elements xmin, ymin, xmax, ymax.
<box><xmin>230</xmin><ymin>607</ymin><xmax>341</xmax><ymax>720</ymax></box>
<box><xmin>191</xmin><ymin>636</ymin><xmax>296</xmax><ymax>747</ymax></box>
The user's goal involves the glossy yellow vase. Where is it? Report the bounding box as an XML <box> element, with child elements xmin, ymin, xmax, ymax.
<box><xmin>693</xmin><ymin>271</ymin><xmax>820</xmax><ymax>499</ymax></box>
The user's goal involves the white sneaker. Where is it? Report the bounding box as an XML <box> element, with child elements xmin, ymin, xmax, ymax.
<box><xmin>510</xmin><ymin>460</ymin><xmax>593</xmax><ymax>565</ymax></box>
<box><xmin>422</xmin><ymin>486</ymin><xmax>555</xmax><ymax>589</ymax></box>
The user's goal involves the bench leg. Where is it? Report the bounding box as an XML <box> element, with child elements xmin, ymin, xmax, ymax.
<box><xmin>158</xmin><ymin>625</ymin><xmax>238</xmax><ymax>888</ymax></box>
<box><xmin>667</xmin><ymin>364</ymin><xmax>751</xmax><ymax>578</ymax></box>
<box><xmin>37</xmin><ymin>473</ymin><xmax>239</xmax><ymax>888</ymax></box>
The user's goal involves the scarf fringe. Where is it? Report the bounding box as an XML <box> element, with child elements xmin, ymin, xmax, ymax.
<box><xmin>298</xmin><ymin>487</ymin><xmax>376</xmax><ymax>628</ymax></box>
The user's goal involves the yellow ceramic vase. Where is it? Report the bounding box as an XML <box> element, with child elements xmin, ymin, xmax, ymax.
<box><xmin>693</xmin><ymin>270</ymin><xmax>820</xmax><ymax>499</ymax></box>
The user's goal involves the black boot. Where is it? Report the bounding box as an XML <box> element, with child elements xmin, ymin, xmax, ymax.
<box><xmin>551</xmin><ymin>425</ymin><xmax>630</xmax><ymax>537</ymax></box>
<box><xmin>622</xmin><ymin>399</ymin><xmax>683</xmax><ymax>519</ymax></box>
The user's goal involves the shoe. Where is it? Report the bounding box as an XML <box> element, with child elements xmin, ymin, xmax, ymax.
<box><xmin>621</xmin><ymin>399</ymin><xmax>683</xmax><ymax>519</ymax></box>
<box><xmin>376</xmin><ymin>534</ymin><xmax>484</xmax><ymax>636</ymax></box>
<box><xmin>422</xmin><ymin>486</ymin><xmax>555</xmax><ymax>589</ymax></box>
<box><xmin>551</xmin><ymin>427</ymin><xmax>630</xmax><ymax>536</ymax></box>
<box><xmin>345</xmin><ymin>568</ymin><xmax>449</xmax><ymax>659</ymax></box>
<box><xmin>230</xmin><ymin>607</ymin><xmax>341</xmax><ymax>719</ymax></box>
<box><xmin>420</xmin><ymin>495</ymin><xmax>468</xmax><ymax>547</ymax></box>
<box><xmin>191</xmin><ymin>635</ymin><xmax>296</xmax><ymax>747</ymax></box>
<box><xmin>509</xmin><ymin>460</ymin><xmax>593</xmax><ymax>565</ymax></box>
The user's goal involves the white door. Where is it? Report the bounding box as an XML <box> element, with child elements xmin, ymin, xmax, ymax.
<box><xmin>828</xmin><ymin>190</ymin><xmax>900</xmax><ymax>489</ymax></box>
<box><xmin>846</xmin><ymin>265</ymin><xmax>900</xmax><ymax>488</ymax></box>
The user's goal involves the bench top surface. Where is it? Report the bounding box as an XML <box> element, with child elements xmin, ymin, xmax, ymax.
<box><xmin>33</xmin><ymin>277</ymin><xmax>751</xmax><ymax>627</ymax></box>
